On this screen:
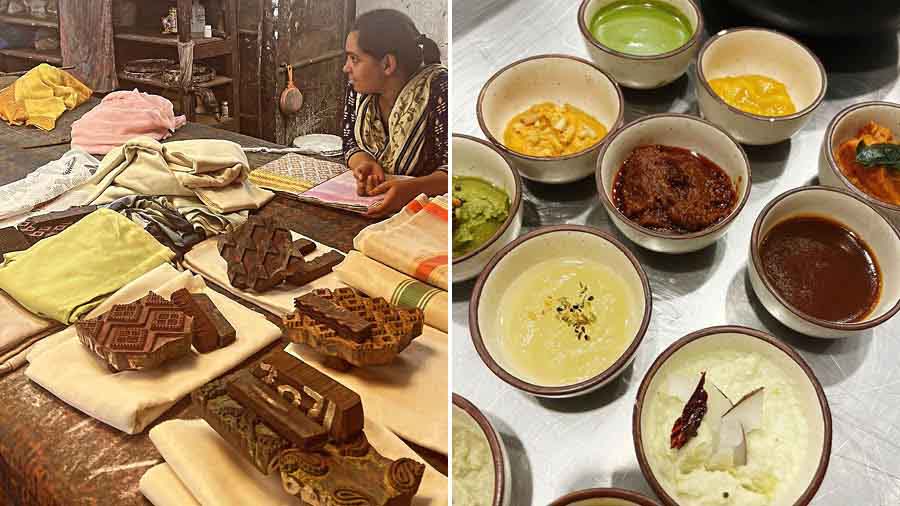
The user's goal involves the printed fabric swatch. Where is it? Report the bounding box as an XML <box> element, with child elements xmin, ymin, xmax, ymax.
<box><xmin>248</xmin><ymin>153</ymin><xmax>348</xmax><ymax>195</ymax></box>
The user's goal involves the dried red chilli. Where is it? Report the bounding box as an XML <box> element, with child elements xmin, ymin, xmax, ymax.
<box><xmin>670</xmin><ymin>372</ymin><xmax>708</xmax><ymax>449</ymax></box>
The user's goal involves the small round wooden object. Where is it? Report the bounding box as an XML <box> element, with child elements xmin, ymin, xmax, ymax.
<box><xmin>280</xmin><ymin>64</ymin><xmax>304</xmax><ymax>115</ymax></box>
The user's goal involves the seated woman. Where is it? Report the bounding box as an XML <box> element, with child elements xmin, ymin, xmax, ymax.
<box><xmin>342</xmin><ymin>9</ymin><xmax>448</xmax><ymax>217</ymax></box>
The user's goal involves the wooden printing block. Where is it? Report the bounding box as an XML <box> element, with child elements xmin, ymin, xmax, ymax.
<box><xmin>191</xmin><ymin>357</ymin><xmax>425</xmax><ymax>505</ymax></box>
<box><xmin>17</xmin><ymin>205</ymin><xmax>98</xmax><ymax>245</ymax></box>
<box><xmin>227</xmin><ymin>369</ymin><xmax>328</xmax><ymax>451</ymax></box>
<box><xmin>282</xmin><ymin>288</ymin><xmax>424</xmax><ymax>369</ymax></box>
<box><xmin>217</xmin><ymin>216</ymin><xmax>307</xmax><ymax>292</ymax></box>
<box><xmin>0</xmin><ymin>227</ymin><xmax>31</xmax><ymax>260</ymax></box>
<box><xmin>293</xmin><ymin>238</ymin><xmax>317</xmax><ymax>256</ymax></box>
<box><xmin>286</xmin><ymin>250</ymin><xmax>345</xmax><ymax>287</ymax></box>
<box><xmin>295</xmin><ymin>292</ymin><xmax>373</xmax><ymax>342</ymax></box>
<box><xmin>251</xmin><ymin>349</ymin><xmax>364</xmax><ymax>443</ymax></box>
<box><xmin>192</xmin><ymin>379</ymin><xmax>291</xmax><ymax>475</ymax></box>
<box><xmin>170</xmin><ymin>289</ymin><xmax>236</xmax><ymax>353</ymax></box>
<box><xmin>75</xmin><ymin>291</ymin><xmax>193</xmax><ymax>372</ymax></box>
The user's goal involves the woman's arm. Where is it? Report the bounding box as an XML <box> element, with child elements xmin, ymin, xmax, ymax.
<box><xmin>342</xmin><ymin>85</ymin><xmax>386</xmax><ymax>194</ymax></box>
<box><xmin>365</xmin><ymin>171</ymin><xmax>448</xmax><ymax>218</ymax></box>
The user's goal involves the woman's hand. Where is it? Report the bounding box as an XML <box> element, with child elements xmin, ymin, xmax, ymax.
<box><xmin>364</xmin><ymin>178</ymin><xmax>422</xmax><ymax>218</ymax></box>
<box><xmin>351</xmin><ymin>160</ymin><xmax>386</xmax><ymax>196</ymax></box>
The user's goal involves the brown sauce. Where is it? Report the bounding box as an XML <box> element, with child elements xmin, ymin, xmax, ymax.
<box><xmin>760</xmin><ymin>215</ymin><xmax>881</xmax><ymax>323</ymax></box>
<box><xmin>612</xmin><ymin>145</ymin><xmax>738</xmax><ymax>233</ymax></box>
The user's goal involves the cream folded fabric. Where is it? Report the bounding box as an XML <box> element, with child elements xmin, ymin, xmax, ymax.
<box><xmin>139</xmin><ymin>418</ymin><xmax>447</xmax><ymax>506</ymax></box>
<box><xmin>80</xmin><ymin>137</ymin><xmax>274</xmax><ymax>214</ymax></box>
<box><xmin>0</xmin><ymin>291</ymin><xmax>55</xmax><ymax>355</ymax></box>
<box><xmin>25</xmin><ymin>264</ymin><xmax>282</xmax><ymax>434</ymax></box>
<box><xmin>0</xmin><ymin>208</ymin><xmax>175</xmax><ymax>323</ymax></box>
<box><xmin>334</xmin><ymin>251</ymin><xmax>448</xmax><ymax>332</ymax></box>
<box><xmin>183</xmin><ymin>235</ymin><xmax>448</xmax><ymax>453</ymax></box>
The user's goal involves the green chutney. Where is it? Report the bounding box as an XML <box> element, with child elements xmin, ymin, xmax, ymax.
<box><xmin>589</xmin><ymin>0</ymin><xmax>693</xmax><ymax>56</ymax></box>
<box><xmin>452</xmin><ymin>176</ymin><xmax>510</xmax><ymax>257</ymax></box>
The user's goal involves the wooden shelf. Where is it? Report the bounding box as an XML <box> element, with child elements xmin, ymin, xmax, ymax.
<box><xmin>117</xmin><ymin>72</ymin><xmax>233</xmax><ymax>91</ymax></box>
<box><xmin>0</xmin><ymin>13</ymin><xmax>58</xmax><ymax>29</ymax></box>
<box><xmin>0</xmin><ymin>47</ymin><xmax>62</xmax><ymax>65</ymax></box>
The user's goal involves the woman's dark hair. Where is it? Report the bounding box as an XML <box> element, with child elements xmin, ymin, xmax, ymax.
<box><xmin>353</xmin><ymin>9</ymin><xmax>441</xmax><ymax>76</ymax></box>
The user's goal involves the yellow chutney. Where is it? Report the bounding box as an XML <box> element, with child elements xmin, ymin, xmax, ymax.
<box><xmin>708</xmin><ymin>75</ymin><xmax>797</xmax><ymax>117</ymax></box>
<box><xmin>498</xmin><ymin>257</ymin><xmax>639</xmax><ymax>386</ymax></box>
<box><xmin>503</xmin><ymin>102</ymin><xmax>608</xmax><ymax>157</ymax></box>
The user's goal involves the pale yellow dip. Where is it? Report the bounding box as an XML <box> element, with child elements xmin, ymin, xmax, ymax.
<box><xmin>644</xmin><ymin>351</ymin><xmax>809</xmax><ymax>506</ymax></box>
<box><xmin>498</xmin><ymin>257</ymin><xmax>639</xmax><ymax>386</ymax></box>
<box><xmin>452</xmin><ymin>406</ymin><xmax>495</xmax><ymax>506</ymax></box>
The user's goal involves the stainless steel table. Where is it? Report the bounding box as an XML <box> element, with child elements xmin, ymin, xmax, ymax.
<box><xmin>451</xmin><ymin>1</ymin><xmax>900</xmax><ymax>504</ymax></box>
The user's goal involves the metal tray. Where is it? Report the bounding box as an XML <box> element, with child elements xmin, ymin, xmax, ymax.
<box><xmin>451</xmin><ymin>1</ymin><xmax>900</xmax><ymax>504</ymax></box>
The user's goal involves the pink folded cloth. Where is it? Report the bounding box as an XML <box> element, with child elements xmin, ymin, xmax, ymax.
<box><xmin>71</xmin><ymin>90</ymin><xmax>187</xmax><ymax>155</ymax></box>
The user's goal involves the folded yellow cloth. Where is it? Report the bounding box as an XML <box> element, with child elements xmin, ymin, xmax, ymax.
<box><xmin>139</xmin><ymin>418</ymin><xmax>447</xmax><ymax>506</ymax></box>
<box><xmin>84</xmin><ymin>137</ymin><xmax>274</xmax><ymax>214</ymax></box>
<box><xmin>334</xmin><ymin>250</ymin><xmax>448</xmax><ymax>332</ymax></box>
<box><xmin>0</xmin><ymin>63</ymin><xmax>92</xmax><ymax>131</ymax></box>
<box><xmin>25</xmin><ymin>265</ymin><xmax>283</xmax><ymax>434</ymax></box>
<box><xmin>0</xmin><ymin>208</ymin><xmax>174</xmax><ymax>323</ymax></box>
<box><xmin>354</xmin><ymin>193</ymin><xmax>449</xmax><ymax>290</ymax></box>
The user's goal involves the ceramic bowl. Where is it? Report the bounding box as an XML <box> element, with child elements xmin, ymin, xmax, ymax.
<box><xmin>595</xmin><ymin>113</ymin><xmax>751</xmax><ymax>254</ymax></box>
<box><xmin>748</xmin><ymin>186</ymin><xmax>900</xmax><ymax>338</ymax></box>
<box><xmin>477</xmin><ymin>54</ymin><xmax>624</xmax><ymax>184</ymax></box>
<box><xmin>577</xmin><ymin>0</ymin><xmax>703</xmax><ymax>89</ymax></box>
<box><xmin>633</xmin><ymin>326</ymin><xmax>832</xmax><ymax>506</ymax></box>
<box><xmin>452</xmin><ymin>134</ymin><xmax>524</xmax><ymax>283</ymax></box>
<box><xmin>469</xmin><ymin>225</ymin><xmax>651</xmax><ymax>398</ymax></box>
<box><xmin>696</xmin><ymin>28</ymin><xmax>826</xmax><ymax>145</ymax></box>
<box><xmin>550</xmin><ymin>488</ymin><xmax>661</xmax><ymax>506</ymax></box>
<box><xmin>819</xmin><ymin>101</ymin><xmax>900</xmax><ymax>228</ymax></box>
<box><xmin>452</xmin><ymin>393</ymin><xmax>511</xmax><ymax>506</ymax></box>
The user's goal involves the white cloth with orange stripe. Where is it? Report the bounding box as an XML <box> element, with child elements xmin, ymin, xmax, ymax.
<box><xmin>353</xmin><ymin>194</ymin><xmax>448</xmax><ymax>290</ymax></box>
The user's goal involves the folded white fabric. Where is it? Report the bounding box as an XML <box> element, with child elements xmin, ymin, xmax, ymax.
<box><xmin>0</xmin><ymin>148</ymin><xmax>100</xmax><ymax>220</ymax></box>
<box><xmin>139</xmin><ymin>418</ymin><xmax>447</xmax><ymax>506</ymax></box>
<box><xmin>25</xmin><ymin>264</ymin><xmax>282</xmax><ymax>434</ymax></box>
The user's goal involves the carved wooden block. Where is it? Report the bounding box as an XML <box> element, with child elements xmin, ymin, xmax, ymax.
<box><xmin>283</xmin><ymin>288</ymin><xmax>424</xmax><ymax>368</ymax></box>
<box><xmin>171</xmin><ymin>289</ymin><xmax>236</xmax><ymax>353</ymax></box>
<box><xmin>286</xmin><ymin>250</ymin><xmax>345</xmax><ymax>287</ymax></box>
<box><xmin>217</xmin><ymin>216</ymin><xmax>307</xmax><ymax>292</ymax></box>
<box><xmin>191</xmin><ymin>350</ymin><xmax>425</xmax><ymax>505</ymax></box>
<box><xmin>75</xmin><ymin>291</ymin><xmax>193</xmax><ymax>372</ymax></box>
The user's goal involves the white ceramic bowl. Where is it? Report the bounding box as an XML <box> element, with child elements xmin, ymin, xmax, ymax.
<box><xmin>477</xmin><ymin>54</ymin><xmax>624</xmax><ymax>184</ymax></box>
<box><xmin>577</xmin><ymin>0</ymin><xmax>703</xmax><ymax>90</ymax></box>
<box><xmin>696</xmin><ymin>28</ymin><xmax>826</xmax><ymax>145</ymax></box>
<box><xmin>633</xmin><ymin>326</ymin><xmax>831</xmax><ymax>506</ymax></box>
<box><xmin>452</xmin><ymin>134</ymin><xmax>523</xmax><ymax>283</ymax></box>
<box><xmin>748</xmin><ymin>186</ymin><xmax>900</xmax><ymax>338</ymax></box>
<box><xmin>452</xmin><ymin>393</ymin><xmax>511</xmax><ymax>506</ymax></box>
<box><xmin>551</xmin><ymin>488</ymin><xmax>661</xmax><ymax>506</ymax></box>
<box><xmin>469</xmin><ymin>225</ymin><xmax>651</xmax><ymax>397</ymax></box>
<box><xmin>595</xmin><ymin>113</ymin><xmax>751</xmax><ymax>254</ymax></box>
<box><xmin>819</xmin><ymin>101</ymin><xmax>900</xmax><ymax>228</ymax></box>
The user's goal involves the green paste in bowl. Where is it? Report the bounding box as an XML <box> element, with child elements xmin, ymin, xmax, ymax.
<box><xmin>590</xmin><ymin>0</ymin><xmax>693</xmax><ymax>56</ymax></box>
<box><xmin>452</xmin><ymin>176</ymin><xmax>510</xmax><ymax>258</ymax></box>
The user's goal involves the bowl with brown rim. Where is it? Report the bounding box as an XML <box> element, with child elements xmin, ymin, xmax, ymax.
<box><xmin>819</xmin><ymin>100</ymin><xmax>900</xmax><ymax>229</ymax></box>
<box><xmin>748</xmin><ymin>186</ymin><xmax>900</xmax><ymax>339</ymax></box>
<box><xmin>633</xmin><ymin>326</ymin><xmax>832</xmax><ymax>506</ymax></box>
<box><xmin>477</xmin><ymin>54</ymin><xmax>625</xmax><ymax>184</ymax></box>
<box><xmin>452</xmin><ymin>393</ymin><xmax>511</xmax><ymax>506</ymax></box>
<box><xmin>452</xmin><ymin>133</ymin><xmax>524</xmax><ymax>283</ymax></box>
<box><xmin>696</xmin><ymin>28</ymin><xmax>826</xmax><ymax>146</ymax></box>
<box><xmin>577</xmin><ymin>0</ymin><xmax>703</xmax><ymax>90</ymax></box>
<box><xmin>469</xmin><ymin>225</ymin><xmax>652</xmax><ymax>398</ymax></box>
<box><xmin>595</xmin><ymin>113</ymin><xmax>751</xmax><ymax>254</ymax></box>
<box><xmin>550</xmin><ymin>487</ymin><xmax>661</xmax><ymax>506</ymax></box>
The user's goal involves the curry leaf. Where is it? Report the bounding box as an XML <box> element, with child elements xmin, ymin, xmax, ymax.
<box><xmin>856</xmin><ymin>141</ymin><xmax>900</xmax><ymax>170</ymax></box>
